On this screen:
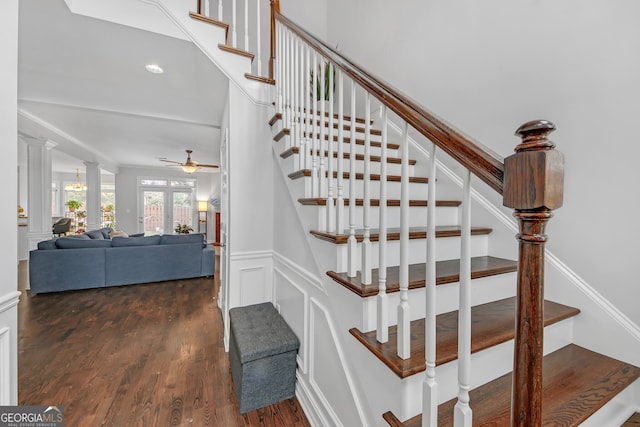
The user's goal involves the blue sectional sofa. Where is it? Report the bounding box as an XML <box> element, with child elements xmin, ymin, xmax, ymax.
<box><xmin>29</xmin><ymin>230</ymin><xmax>215</xmax><ymax>294</ymax></box>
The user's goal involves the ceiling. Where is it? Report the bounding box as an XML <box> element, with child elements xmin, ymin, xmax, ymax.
<box><xmin>17</xmin><ymin>0</ymin><xmax>229</xmax><ymax>174</ymax></box>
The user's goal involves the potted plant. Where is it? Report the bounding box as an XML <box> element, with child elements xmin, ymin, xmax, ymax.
<box><xmin>66</xmin><ymin>200</ymin><xmax>82</xmax><ymax>212</ymax></box>
<box><xmin>76</xmin><ymin>210</ymin><xmax>86</xmax><ymax>227</ymax></box>
<box><xmin>174</xmin><ymin>224</ymin><xmax>193</xmax><ymax>234</ymax></box>
<box><xmin>103</xmin><ymin>204</ymin><xmax>114</xmax><ymax>212</ymax></box>
<box><xmin>310</xmin><ymin>62</ymin><xmax>335</xmax><ymax>105</ymax></box>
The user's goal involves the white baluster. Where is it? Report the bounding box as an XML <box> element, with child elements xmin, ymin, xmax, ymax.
<box><xmin>232</xmin><ymin>0</ymin><xmax>237</xmax><ymax>47</ymax></box>
<box><xmin>217</xmin><ymin>0</ymin><xmax>223</xmax><ymax>21</ymax></box>
<box><xmin>336</xmin><ymin>71</ymin><xmax>345</xmax><ymax>234</ymax></box>
<box><xmin>283</xmin><ymin>30</ymin><xmax>290</xmax><ymax>136</ymax></box>
<box><xmin>319</xmin><ymin>59</ymin><xmax>327</xmax><ymax>199</ymax></box>
<box><xmin>326</xmin><ymin>63</ymin><xmax>335</xmax><ymax>232</ymax></box>
<box><xmin>291</xmin><ymin>37</ymin><xmax>299</xmax><ymax>170</ymax></box>
<box><xmin>423</xmin><ymin>141</ymin><xmax>438</xmax><ymax>427</ymax></box>
<box><xmin>376</xmin><ymin>105</ymin><xmax>389</xmax><ymax>344</ymax></box>
<box><xmin>297</xmin><ymin>38</ymin><xmax>305</xmax><ymax>170</ymax></box>
<box><xmin>347</xmin><ymin>83</ymin><xmax>357</xmax><ymax>278</ymax></box>
<box><xmin>244</xmin><ymin>0</ymin><xmax>249</xmax><ymax>51</ymax></box>
<box><xmin>304</xmin><ymin>45</ymin><xmax>312</xmax><ymax>181</ymax></box>
<box><xmin>204</xmin><ymin>0</ymin><xmax>210</xmax><ymax>18</ymax></box>
<box><xmin>256</xmin><ymin>0</ymin><xmax>262</xmax><ymax>75</ymax></box>
<box><xmin>361</xmin><ymin>93</ymin><xmax>372</xmax><ymax>285</ymax></box>
<box><xmin>311</xmin><ymin>53</ymin><xmax>319</xmax><ymax>198</ymax></box>
<box><xmin>275</xmin><ymin>23</ymin><xmax>282</xmax><ymax>114</ymax></box>
<box><xmin>454</xmin><ymin>170</ymin><xmax>472</xmax><ymax>427</ymax></box>
<box><xmin>397</xmin><ymin>122</ymin><xmax>410</xmax><ymax>359</ymax></box>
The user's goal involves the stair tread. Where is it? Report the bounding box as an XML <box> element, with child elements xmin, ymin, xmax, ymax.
<box><xmin>188</xmin><ymin>11</ymin><xmax>229</xmax><ymax>34</ymax></box>
<box><xmin>383</xmin><ymin>344</ymin><xmax>640</xmax><ymax>426</ymax></box>
<box><xmin>218</xmin><ymin>43</ymin><xmax>255</xmax><ymax>60</ymax></box>
<box><xmin>299</xmin><ymin>198</ymin><xmax>461</xmax><ymax>208</ymax></box>
<box><xmin>274</xmin><ymin>127</ymin><xmax>399</xmax><ymax>149</ymax></box>
<box><xmin>310</xmin><ymin>225</ymin><xmax>493</xmax><ymax>244</ymax></box>
<box><xmin>352</xmin><ymin>296</ymin><xmax>579</xmax><ymax>378</ymax></box>
<box><xmin>288</xmin><ymin>169</ymin><xmax>428</xmax><ymax>183</ymax></box>
<box><xmin>245</xmin><ymin>73</ymin><xmax>275</xmax><ymax>85</ymax></box>
<box><xmin>302</xmin><ymin>118</ymin><xmax>383</xmax><ymax>136</ymax></box>
<box><xmin>328</xmin><ymin>256</ymin><xmax>516</xmax><ymax>297</ymax></box>
<box><xmin>280</xmin><ymin>146</ymin><xmax>416</xmax><ymax>165</ymax></box>
<box><xmin>623</xmin><ymin>413</ymin><xmax>640</xmax><ymax>426</ymax></box>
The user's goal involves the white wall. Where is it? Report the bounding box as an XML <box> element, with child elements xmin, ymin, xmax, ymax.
<box><xmin>280</xmin><ymin>0</ymin><xmax>327</xmax><ymax>41</ymax></box>
<box><xmin>1</xmin><ymin>0</ymin><xmax>21</xmax><ymax>405</ymax></box>
<box><xmin>318</xmin><ymin>0</ymin><xmax>640</xmax><ymax>324</ymax></box>
<box><xmin>115</xmin><ymin>166</ymin><xmax>215</xmax><ymax>235</ymax></box>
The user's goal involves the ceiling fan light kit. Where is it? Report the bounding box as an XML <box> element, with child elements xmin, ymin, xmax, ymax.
<box><xmin>159</xmin><ymin>149</ymin><xmax>218</xmax><ymax>174</ymax></box>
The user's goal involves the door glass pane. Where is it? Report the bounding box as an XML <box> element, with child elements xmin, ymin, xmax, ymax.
<box><xmin>172</xmin><ymin>191</ymin><xmax>193</xmax><ymax>233</ymax></box>
<box><xmin>143</xmin><ymin>191</ymin><xmax>165</xmax><ymax>235</ymax></box>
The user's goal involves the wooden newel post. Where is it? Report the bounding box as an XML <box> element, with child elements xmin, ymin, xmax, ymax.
<box><xmin>503</xmin><ymin>120</ymin><xmax>564</xmax><ymax>427</ymax></box>
<box><xmin>269</xmin><ymin>0</ymin><xmax>280</xmax><ymax>80</ymax></box>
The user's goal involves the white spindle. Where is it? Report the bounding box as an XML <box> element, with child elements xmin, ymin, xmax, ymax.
<box><xmin>397</xmin><ymin>122</ymin><xmax>410</xmax><ymax>359</ymax></box>
<box><xmin>298</xmin><ymin>38</ymin><xmax>306</xmax><ymax>170</ymax></box>
<box><xmin>422</xmin><ymin>141</ymin><xmax>438</xmax><ymax>427</ymax></box>
<box><xmin>304</xmin><ymin>45</ymin><xmax>312</xmax><ymax>179</ymax></box>
<box><xmin>336</xmin><ymin>71</ymin><xmax>345</xmax><ymax>234</ymax></box>
<box><xmin>256</xmin><ymin>0</ymin><xmax>262</xmax><ymax>75</ymax></box>
<box><xmin>232</xmin><ymin>0</ymin><xmax>237</xmax><ymax>47</ymax></box>
<box><xmin>347</xmin><ymin>83</ymin><xmax>357</xmax><ymax>278</ymax></box>
<box><xmin>361</xmin><ymin>93</ymin><xmax>372</xmax><ymax>284</ymax></box>
<box><xmin>376</xmin><ymin>105</ymin><xmax>389</xmax><ymax>344</ymax></box>
<box><xmin>275</xmin><ymin>23</ymin><xmax>281</xmax><ymax>114</ymax></box>
<box><xmin>204</xmin><ymin>0</ymin><xmax>210</xmax><ymax>18</ymax></box>
<box><xmin>327</xmin><ymin>63</ymin><xmax>335</xmax><ymax>232</ymax></box>
<box><xmin>311</xmin><ymin>53</ymin><xmax>319</xmax><ymax>198</ymax></box>
<box><xmin>217</xmin><ymin>0</ymin><xmax>223</xmax><ymax>21</ymax></box>
<box><xmin>244</xmin><ymin>0</ymin><xmax>249</xmax><ymax>51</ymax></box>
<box><xmin>454</xmin><ymin>170</ymin><xmax>473</xmax><ymax>427</ymax></box>
<box><xmin>291</xmin><ymin>37</ymin><xmax>299</xmax><ymax>169</ymax></box>
<box><xmin>319</xmin><ymin>59</ymin><xmax>327</xmax><ymax>199</ymax></box>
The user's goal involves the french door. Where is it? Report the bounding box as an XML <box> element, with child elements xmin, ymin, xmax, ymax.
<box><xmin>139</xmin><ymin>188</ymin><xmax>194</xmax><ymax>235</ymax></box>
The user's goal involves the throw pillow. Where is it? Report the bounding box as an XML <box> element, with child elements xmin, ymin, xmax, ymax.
<box><xmin>85</xmin><ymin>229</ymin><xmax>105</xmax><ymax>240</ymax></box>
<box><xmin>37</xmin><ymin>239</ymin><xmax>57</xmax><ymax>250</ymax></box>
<box><xmin>100</xmin><ymin>227</ymin><xmax>114</xmax><ymax>239</ymax></box>
<box><xmin>109</xmin><ymin>230</ymin><xmax>128</xmax><ymax>238</ymax></box>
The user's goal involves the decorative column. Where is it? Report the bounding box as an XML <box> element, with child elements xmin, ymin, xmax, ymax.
<box><xmin>503</xmin><ymin>120</ymin><xmax>564</xmax><ymax>427</ymax></box>
<box><xmin>84</xmin><ymin>161</ymin><xmax>101</xmax><ymax>231</ymax></box>
<box><xmin>26</xmin><ymin>138</ymin><xmax>56</xmax><ymax>250</ymax></box>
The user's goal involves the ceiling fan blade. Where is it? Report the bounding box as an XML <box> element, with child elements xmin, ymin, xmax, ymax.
<box><xmin>197</xmin><ymin>163</ymin><xmax>219</xmax><ymax>168</ymax></box>
<box><xmin>159</xmin><ymin>159</ymin><xmax>183</xmax><ymax>165</ymax></box>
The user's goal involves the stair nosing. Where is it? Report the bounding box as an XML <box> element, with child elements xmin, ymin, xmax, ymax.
<box><xmin>287</xmin><ymin>169</ymin><xmax>429</xmax><ymax>184</ymax></box>
<box><xmin>218</xmin><ymin>43</ymin><xmax>255</xmax><ymax>61</ymax></box>
<box><xmin>310</xmin><ymin>225</ymin><xmax>493</xmax><ymax>245</ymax></box>
<box><xmin>281</xmin><ymin>146</ymin><xmax>416</xmax><ymax>165</ymax></box>
<box><xmin>298</xmin><ymin>197</ymin><xmax>461</xmax><ymax>208</ymax></box>
<box><xmin>188</xmin><ymin>11</ymin><xmax>229</xmax><ymax>36</ymax></box>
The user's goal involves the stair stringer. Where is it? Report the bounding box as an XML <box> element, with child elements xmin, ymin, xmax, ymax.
<box><xmin>272</xmin><ymin>149</ymin><xmax>377</xmax><ymax>426</ymax></box>
<box><xmin>64</xmin><ymin>0</ymin><xmax>273</xmax><ymax>106</ymax></box>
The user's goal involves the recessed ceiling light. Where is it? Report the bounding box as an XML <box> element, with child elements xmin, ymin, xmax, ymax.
<box><xmin>145</xmin><ymin>64</ymin><xmax>164</xmax><ymax>74</ymax></box>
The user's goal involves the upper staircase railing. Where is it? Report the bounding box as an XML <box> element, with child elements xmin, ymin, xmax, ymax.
<box><xmin>270</xmin><ymin>1</ymin><xmax>564</xmax><ymax>426</ymax></box>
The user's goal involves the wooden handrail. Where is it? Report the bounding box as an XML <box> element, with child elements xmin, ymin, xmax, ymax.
<box><xmin>274</xmin><ymin>12</ymin><xmax>505</xmax><ymax>194</ymax></box>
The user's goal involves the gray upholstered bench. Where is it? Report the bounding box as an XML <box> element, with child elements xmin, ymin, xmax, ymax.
<box><xmin>229</xmin><ymin>302</ymin><xmax>300</xmax><ymax>413</ymax></box>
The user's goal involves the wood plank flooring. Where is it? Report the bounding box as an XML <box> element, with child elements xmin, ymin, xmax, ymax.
<box><xmin>17</xmin><ymin>256</ymin><xmax>310</xmax><ymax>426</ymax></box>
<box><xmin>624</xmin><ymin>413</ymin><xmax>640</xmax><ymax>426</ymax></box>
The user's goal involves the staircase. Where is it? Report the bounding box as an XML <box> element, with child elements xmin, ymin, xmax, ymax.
<box><xmin>270</xmin><ymin>105</ymin><xmax>640</xmax><ymax>425</ymax></box>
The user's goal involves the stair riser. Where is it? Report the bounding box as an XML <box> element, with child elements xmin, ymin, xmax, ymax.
<box><xmin>393</xmin><ymin>319</ymin><xmax>575</xmax><ymax>421</ymax></box>
<box><xmin>282</xmin><ymin>153</ymin><xmax>413</xmax><ymax>176</ymax></box>
<box><xmin>275</xmin><ymin>133</ymin><xmax>400</xmax><ymax>158</ymax></box>
<box><xmin>333</xmin><ymin>235</ymin><xmax>490</xmax><ymax>273</ymax></box>
<box><xmin>302</xmin><ymin>205</ymin><xmax>460</xmax><ymax>229</ymax></box>
<box><xmin>359</xmin><ymin>273</ymin><xmax>517</xmax><ymax>331</ymax></box>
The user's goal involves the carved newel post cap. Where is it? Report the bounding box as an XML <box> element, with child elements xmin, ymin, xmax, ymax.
<box><xmin>503</xmin><ymin>120</ymin><xmax>564</xmax><ymax>210</ymax></box>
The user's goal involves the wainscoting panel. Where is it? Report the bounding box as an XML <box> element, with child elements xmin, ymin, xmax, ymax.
<box><xmin>309</xmin><ymin>298</ymin><xmax>367</xmax><ymax>427</ymax></box>
<box><xmin>228</xmin><ymin>251</ymin><xmax>273</xmax><ymax>309</ymax></box>
<box><xmin>273</xmin><ymin>267</ymin><xmax>308</xmax><ymax>373</ymax></box>
<box><xmin>0</xmin><ymin>327</ymin><xmax>9</xmax><ymax>405</ymax></box>
<box><xmin>0</xmin><ymin>291</ymin><xmax>20</xmax><ymax>405</ymax></box>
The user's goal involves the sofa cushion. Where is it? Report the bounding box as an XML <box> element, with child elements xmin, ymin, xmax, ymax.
<box><xmin>85</xmin><ymin>229</ymin><xmax>105</xmax><ymax>240</ymax></box>
<box><xmin>55</xmin><ymin>238</ymin><xmax>112</xmax><ymax>249</ymax></box>
<box><xmin>111</xmin><ymin>235</ymin><xmax>161</xmax><ymax>247</ymax></box>
<box><xmin>37</xmin><ymin>239</ymin><xmax>57</xmax><ymax>250</ymax></box>
<box><xmin>160</xmin><ymin>233</ymin><xmax>205</xmax><ymax>247</ymax></box>
<box><xmin>128</xmin><ymin>232</ymin><xmax>145</xmax><ymax>238</ymax></box>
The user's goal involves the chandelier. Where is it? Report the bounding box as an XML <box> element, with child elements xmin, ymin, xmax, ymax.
<box><xmin>65</xmin><ymin>169</ymin><xmax>87</xmax><ymax>191</ymax></box>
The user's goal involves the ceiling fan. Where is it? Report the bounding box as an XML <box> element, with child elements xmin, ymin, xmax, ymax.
<box><xmin>159</xmin><ymin>149</ymin><xmax>218</xmax><ymax>174</ymax></box>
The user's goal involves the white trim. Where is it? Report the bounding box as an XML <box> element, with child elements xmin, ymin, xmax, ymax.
<box><xmin>0</xmin><ymin>292</ymin><xmax>21</xmax><ymax>315</ymax></box>
<box><xmin>229</xmin><ymin>249</ymin><xmax>274</xmax><ymax>262</ymax></box>
<box><xmin>0</xmin><ymin>327</ymin><xmax>10</xmax><ymax>405</ymax></box>
<box><xmin>386</xmin><ymin>118</ymin><xmax>640</xmax><ymax>343</ymax></box>
<box><xmin>273</xmin><ymin>251</ymin><xmax>325</xmax><ymax>294</ymax></box>
<box><xmin>295</xmin><ymin>372</ymin><xmax>331</xmax><ymax>427</ymax></box>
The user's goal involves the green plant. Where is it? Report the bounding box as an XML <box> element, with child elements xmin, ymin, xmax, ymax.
<box><xmin>103</xmin><ymin>204</ymin><xmax>114</xmax><ymax>212</ymax></box>
<box><xmin>174</xmin><ymin>223</ymin><xmax>193</xmax><ymax>234</ymax></box>
<box><xmin>309</xmin><ymin>62</ymin><xmax>335</xmax><ymax>101</ymax></box>
<box><xmin>66</xmin><ymin>200</ymin><xmax>82</xmax><ymax>211</ymax></box>
<box><xmin>76</xmin><ymin>210</ymin><xmax>86</xmax><ymax>219</ymax></box>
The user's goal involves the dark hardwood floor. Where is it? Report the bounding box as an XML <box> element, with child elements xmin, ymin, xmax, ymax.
<box><xmin>17</xmin><ymin>253</ymin><xmax>310</xmax><ymax>426</ymax></box>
